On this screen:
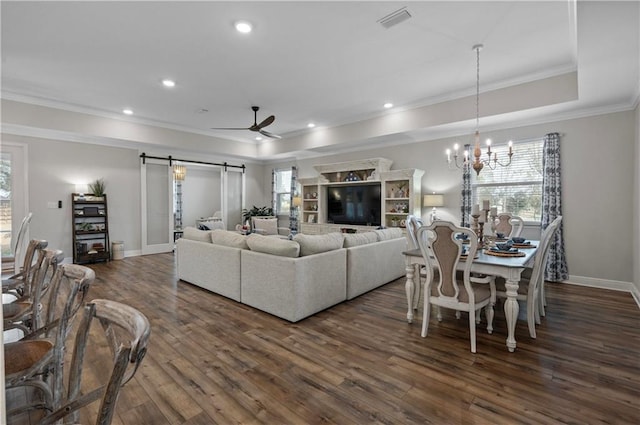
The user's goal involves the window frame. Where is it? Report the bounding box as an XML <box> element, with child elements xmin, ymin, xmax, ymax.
<box><xmin>471</xmin><ymin>138</ymin><xmax>544</xmax><ymax>225</ymax></box>
<box><xmin>272</xmin><ymin>168</ymin><xmax>292</xmax><ymax>216</ymax></box>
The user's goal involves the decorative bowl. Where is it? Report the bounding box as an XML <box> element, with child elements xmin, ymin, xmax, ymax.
<box><xmin>496</xmin><ymin>242</ymin><xmax>513</xmax><ymax>251</ymax></box>
<box><xmin>511</xmin><ymin>237</ymin><xmax>526</xmax><ymax>244</ymax></box>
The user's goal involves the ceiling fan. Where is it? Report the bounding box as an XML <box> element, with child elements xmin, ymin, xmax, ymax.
<box><xmin>211</xmin><ymin>106</ymin><xmax>281</xmax><ymax>139</ymax></box>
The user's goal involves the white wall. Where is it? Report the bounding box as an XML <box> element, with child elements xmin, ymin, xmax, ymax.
<box><xmin>283</xmin><ymin>110</ymin><xmax>636</xmax><ymax>288</ymax></box>
<box><xmin>2</xmin><ymin>134</ymin><xmax>141</xmax><ymax>260</ymax></box>
<box><xmin>0</xmin><ymin>134</ymin><xmax>267</xmax><ymax>258</ymax></box>
<box><xmin>181</xmin><ymin>166</ymin><xmax>222</xmax><ymax>228</ymax></box>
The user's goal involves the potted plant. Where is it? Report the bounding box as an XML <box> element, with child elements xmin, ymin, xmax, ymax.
<box><xmin>89</xmin><ymin>178</ymin><xmax>106</xmax><ymax>198</ymax></box>
<box><xmin>241</xmin><ymin>205</ymin><xmax>274</xmax><ymax>224</ymax></box>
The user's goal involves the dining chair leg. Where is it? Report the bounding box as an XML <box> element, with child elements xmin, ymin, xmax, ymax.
<box><xmin>421</xmin><ymin>300</ymin><xmax>431</xmax><ymax>338</ymax></box>
<box><xmin>468</xmin><ymin>313</ymin><xmax>477</xmax><ymax>353</ymax></box>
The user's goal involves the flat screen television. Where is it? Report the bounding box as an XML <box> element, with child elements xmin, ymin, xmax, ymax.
<box><xmin>326</xmin><ymin>183</ymin><xmax>381</xmax><ymax>226</ymax></box>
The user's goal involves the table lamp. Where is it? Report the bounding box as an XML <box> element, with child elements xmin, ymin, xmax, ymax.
<box><xmin>424</xmin><ymin>193</ymin><xmax>444</xmax><ymax>223</ymax></box>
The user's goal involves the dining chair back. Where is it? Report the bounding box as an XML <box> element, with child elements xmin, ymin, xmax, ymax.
<box><xmin>2</xmin><ymin>212</ymin><xmax>33</xmax><ymax>274</ymax></box>
<box><xmin>416</xmin><ymin>221</ymin><xmax>495</xmax><ymax>353</ymax></box>
<box><xmin>495</xmin><ymin>215</ymin><xmax>562</xmax><ymax>338</ymax></box>
<box><xmin>536</xmin><ymin>215</ymin><xmax>563</xmax><ymax>317</ymax></box>
<box><xmin>39</xmin><ymin>299</ymin><xmax>151</xmax><ymax>425</ymax></box>
<box><xmin>405</xmin><ymin>214</ymin><xmax>424</xmax><ymax>250</ymax></box>
<box><xmin>3</xmin><ymin>248</ymin><xmax>64</xmax><ymax>336</ymax></box>
<box><xmin>495</xmin><ymin>213</ymin><xmax>524</xmax><ymax>238</ymax></box>
<box><xmin>2</xmin><ymin>239</ymin><xmax>48</xmax><ymax>297</ymax></box>
<box><xmin>4</xmin><ymin>263</ymin><xmax>94</xmax><ymax>419</ymax></box>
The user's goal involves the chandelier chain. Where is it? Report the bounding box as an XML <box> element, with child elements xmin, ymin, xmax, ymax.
<box><xmin>476</xmin><ymin>45</ymin><xmax>480</xmax><ymax>132</ymax></box>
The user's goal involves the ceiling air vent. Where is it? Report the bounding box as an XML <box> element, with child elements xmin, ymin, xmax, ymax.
<box><xmin>378</xmin><ymin>7</ymin><xmax>412</xmax><ymax>29</ymax></box>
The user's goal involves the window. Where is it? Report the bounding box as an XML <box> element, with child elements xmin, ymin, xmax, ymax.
<box><xmin>473</xmin><ymin>139</ymin><xmax>543</xmax><ymax>222</ymax></box>
<box><xmin>273</xmin><ymin>168</ymin><xmax>292</xmax><ymax>215</ymax></box>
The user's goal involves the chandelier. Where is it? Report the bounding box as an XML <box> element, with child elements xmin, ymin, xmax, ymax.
<box><xmin>446</xmin><ymin>44</ymin><xmax>513</xmax><ymax>176</ymax></box>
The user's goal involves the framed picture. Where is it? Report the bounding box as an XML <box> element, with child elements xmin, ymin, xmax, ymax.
<box><xmin>308</xmin><ymin>215</ymin><xmax>315</xmax><ymax>223</ymax></box>
<box><xmin>83</xmin><ymin>206</ymin><xmax>99</xmax><ymax>215</ymax></box>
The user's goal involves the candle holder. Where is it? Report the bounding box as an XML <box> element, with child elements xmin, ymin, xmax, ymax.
<box><xmin>471</xmin><ymin>213</ymin><xmax>480</xmax><ymax>237</ymax></box>
<box><xmin>478</xmin><ymin>222</ymin><xmax>485</xmax><ymax>244</ymax></box>
<box><xmin>490</xmin><ymin>212</ymin><xmax>498</xmax><ymax>235</ymax></box>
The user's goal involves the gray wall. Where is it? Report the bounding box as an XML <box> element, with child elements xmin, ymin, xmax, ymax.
<box><xmin>275</xmin><ymin>110</ymin><xmax>636</xmax><ymax>289</ymax></box>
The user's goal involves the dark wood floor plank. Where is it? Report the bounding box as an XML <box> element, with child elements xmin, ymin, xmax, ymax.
<box><xmin>7</xmin><ymin>252</ymin><xmax>639</xmax><ymax>424</ymax></box>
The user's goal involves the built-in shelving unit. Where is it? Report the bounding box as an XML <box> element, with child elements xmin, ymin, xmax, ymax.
<box><xmin>298</xmin><ymin>158</ymin><xmax>423</xmax><ymax>234</ymax></box>
<box><xmin>71</xmin><ymin>193</ymin><xmax>110</xmax><ymax>264</ymax></box>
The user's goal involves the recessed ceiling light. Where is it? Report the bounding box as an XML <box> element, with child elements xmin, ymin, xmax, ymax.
<box><xmin>123</xmin><ymin>108</ymin><xmax>133</xmax><ymax>115</ymax></box>
<box><xmin>255</xmin><ymin>136</ymin><xmax>263</xmax><ymax>141</ymax></box>
<box><xmin>235</xmin><ymin>21</ymin><xmax>252</xmax><ymax>33</ymax></box>
<box><xmin>383</xmin><ymin>102</ymin><xmax>393</xmax><ymax>109</ymax></box>
<box><xmin>307</xmin><ymin>123</ymin><xmax>316</xmax><ymax>128</ymax></box>
<box><xmin>162</xmin><ymin>79</ymin><xmax>176</xmax><ymax>88</ymax></box>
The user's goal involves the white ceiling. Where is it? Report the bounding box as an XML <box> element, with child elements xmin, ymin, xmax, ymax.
<box><xmin>1</xmin><ymin>1</ymin><xmax>638</xmax><ymax>161</ymax></box>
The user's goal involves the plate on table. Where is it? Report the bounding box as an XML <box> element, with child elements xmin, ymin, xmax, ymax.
<box><xmin>512</xmin><ymin>241</ymin><xmax>536</xmax><ymax>249</ymax></box>
<box><xmin>485</xmin><ymin>248</ymin><xmax>526</xmax><ymax>257</ymax></box>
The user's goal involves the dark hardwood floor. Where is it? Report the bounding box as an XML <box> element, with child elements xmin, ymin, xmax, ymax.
<box><xmin>8</xmin><ymin>253</ymin><xmax>640</xmax><ymax>424</ymax></box>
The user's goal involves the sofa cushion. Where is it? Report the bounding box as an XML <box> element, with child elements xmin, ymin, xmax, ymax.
<box><xmin>343</xmin><ymin>231</ymin><xmax>378</xmax><ymax>248</ymax></box>
<box><xmin>252</xmin><ymin>217</ymin><xmax>278</xmax><ymax>235</ymax></box>
<box><xmin>247</xmin><ymin>234</ymin><xmax>300</xmax><ymax>258</ymax></box>
<box><xmin>183</xmin><ymin>226</ymin><xmax>212</xmax><ymax>243</ymax></box>
<box><xmin>374</xmin><ymin>228</ymin><xmax>404</xmax><ymax>241</ymax></box>
<box><xmin>294</xmin><ymin>232</ymin><xmax>344</xmax><ymax>256</ymax></box>
<box><xmin>210</xmin><ymin>229</ymin><xmax>249</xmax><ymax>249</ymax></box>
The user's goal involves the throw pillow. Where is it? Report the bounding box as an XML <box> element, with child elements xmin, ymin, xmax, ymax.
<box><xmin>210</xmin><ymin>229</ymin><xmax>249</xmax><ymax>249</ymax></box>
<box><xmin>252</xmin><ymin>217</ymin><xmax>278</xmax><ymax>235</ymax></box>
<box><xmin>246</xmin><ymin>234</ymin><xmax>300</xmax><ymax>258</ymax></box>
<box><xmin>293</xmin><ymin>232</ymin><xmax>344</xmax><ymax>257</ymax></box>
<box><xmin>343</xmin><ymin>231</ymin><xmax>378</xmax><ymax>248</ymax></box>
<box><xmin>374</xmin><ymin>228</ymin><xmax>403</xmax><ymax>241</ymax></box>
<box><xmin>183</xmin><ymin>226</ymin><xmax>212</xmax><ymax>243</ymax></box>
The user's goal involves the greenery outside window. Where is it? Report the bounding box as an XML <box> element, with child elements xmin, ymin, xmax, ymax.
<box><xmin>273</xmin><ymin>169</ymin><xmax>292</xmax><ymax>215</ymax></box>
<box><xmin>473</xmin><ymin>139</ymin><xmax>543</xmax><ymax>222</ymax></box>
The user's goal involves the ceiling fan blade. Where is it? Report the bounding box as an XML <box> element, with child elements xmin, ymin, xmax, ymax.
<box><xmin>257</xmin><ymin>115</ymin><xmax>275</xmax><ymax>129</ymax></box>
<box><xmin>211</xmin><ymin>127</ymin><xmax>250</xmax><ymax>130</ymax></box>
<box><xmin>259</xmin><ymin>129</ymin><xmax>282</xmax><ymax>139</ymax></box>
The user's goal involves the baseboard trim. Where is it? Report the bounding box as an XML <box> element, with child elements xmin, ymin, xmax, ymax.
<box><xmin>565</xmin><ymin>275</ymin><xmax>640</xmax><ymax>308</ymax></box>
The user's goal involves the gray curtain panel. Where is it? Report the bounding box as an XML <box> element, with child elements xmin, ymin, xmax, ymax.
<box><xmin>542</xmin><ymin>132</ymin><xmax>569</xmax><ymax>281</ymax></box>
<box><xmin>460</xmin><ymin>144</ymin><xmax>472</xmax><ymax>227</ymax></box>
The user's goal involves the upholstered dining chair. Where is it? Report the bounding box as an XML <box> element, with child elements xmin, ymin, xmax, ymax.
<box><xmin>3</xmin><ymin>248</ymin><xmax>64</xmax><ymax>336</ymax></box>
<box><xmin>536</xmin><ymin>215</ymin><xmax>563</xmax><ymax>319</ymax></box>
<box><xmin>38</xmin><ymin>299</ymin><xmax>150</xmax><ymax>425</ymax></box>
<box><xmin>494</xmin><ymin>215</ymin><xmax>563</xmax><ymax>339</ymax></box>
<box><xmin>405</xmin><ymin>215</ymin><xmax>427</xmax><ymax>310</ymax></box>
<box><xmin>2</xmin><ymin>239</ymin><xmax>48</xmax><ymax>297</ymax></box>
<box><xmin>494</xmin><ymin>213</ymin><xmax>524</xmax><ymax>238</ymax></box>
<box><xmin>2</xmin><ymin>212</ymin><xmax>33</xmax><ymax>275</ymax></box>
<box><xmin>416</xmin><ymin>221</ymin><xmax>496</xmax><ymax>353</ymax></box>
<box><xmin>4</xmin><ymin>263</ymin><xmax>94</xmax><ymax>419</ymax></box>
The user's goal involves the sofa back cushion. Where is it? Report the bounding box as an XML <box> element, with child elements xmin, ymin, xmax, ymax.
<box><xmin>246</xmin><ymin>234</ymin><xmax>300</xmax><ymax>258</ymax></box>
<box><xmin>343</xmin><ymin>231</ymin><xmax>378</xmax><ymax>248</ymax></box>
<box><xmin>374</xmin><ymin>228</ymin><xmax>404</xmax><ymax>241</ymax></box>
<box><xmin>293</xmin><ymin>232</ymin><xmax>344</xmax><ymax>256</ymax></box>
<box><xmin>183</xmin><ymin>226</ymin><xmax>212</xmax><ymax>243</ymax></box>
<box><xmin>210</xmin><ymin>229</ymin><xmax>249</xmax><ymax>249</ymax></box>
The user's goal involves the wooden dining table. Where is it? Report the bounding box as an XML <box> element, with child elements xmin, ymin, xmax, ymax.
<box><xmin>403</xmin><ymin>242</ymin><xmax>539</xmax><ymax>352</ymax></box>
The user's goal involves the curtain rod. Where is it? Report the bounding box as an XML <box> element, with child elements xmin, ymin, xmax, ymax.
<box><xmin>139</xmin><ymin>153</ymin><xmax>245</xmax><ymax>172</ymax></box>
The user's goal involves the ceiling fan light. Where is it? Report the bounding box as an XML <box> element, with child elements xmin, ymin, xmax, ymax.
<box><xmin>383</xmin><ymin>102</ymin><xmax>393</xmax><ymax>109</ymax></box>
<box><xmin>235</xmin><ymin>21</ymin><xmax>252</xmax><ymax>34</ymax></box>
<box><xmin>122</xmin><ymin>108</ymin><xmax>133</xmax><ymax>115</ymax></box>
<box><xmin>162</xmin><ymin>79</ymin><xmax>176</xmax><ymax>88</ymax></box>
<box><xmin>307</xmin><ymin>123</ymin><xmax>315</xmax><ymax>128</ymax></box>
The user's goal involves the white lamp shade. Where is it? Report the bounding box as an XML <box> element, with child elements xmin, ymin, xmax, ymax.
<box><xmin>75</xmin><ymin>184</ymin><xmax>89</xmax><ymax>194</ymax></box>
<box><xmin>423</xmin><ymin>194</ymin><xmax>444</xmax><ymax>207</ymax></box>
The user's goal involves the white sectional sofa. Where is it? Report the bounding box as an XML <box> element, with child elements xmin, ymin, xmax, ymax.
<box><xmin>176</xmin><ymin>227</ymin><xmax>406</xmax><ymax>322</ymax></box>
